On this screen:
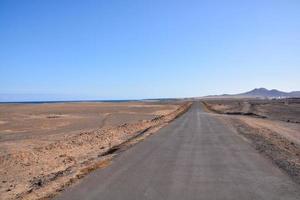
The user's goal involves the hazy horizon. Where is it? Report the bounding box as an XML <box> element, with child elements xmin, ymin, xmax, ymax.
<box><xmin>1</xmin><ymin>87</ymin><xmax>300</xmax><ymax>102</ymax></box>
<box><xmin>1</xmin><ymin>0</ymin><xmax>300</xmax><ymax>101</ymax></box>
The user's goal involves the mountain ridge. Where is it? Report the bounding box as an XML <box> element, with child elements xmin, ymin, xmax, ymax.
<box><xmin>205</xmin><ymin>88</ymin><xmax>300</xmax><ymax>98</ymax></box>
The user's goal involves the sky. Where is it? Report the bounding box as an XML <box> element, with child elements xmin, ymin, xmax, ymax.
<box><xmin>0</xmin><ymin>0</ymin><xmax>300</xmax><ymax>101</ymax></box>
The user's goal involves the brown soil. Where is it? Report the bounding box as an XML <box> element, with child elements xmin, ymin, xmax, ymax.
<box><xmin>202</xmin><ymin>98</ymin><xmax>300</xmax><ymax>123</ymax></box>
<box><xmin>0</xmin><ymin>101</ymin><xmax>191</xmax><ymax>200</ymax></box>
<box><xmin>227</xmin><ymin>117</ymin><xmax>300</xmax><ymax>184</ymax></box>
<box><xmin>202</xmin><ymin>100</ymin><xmax>300</xmax><ymax>184</ymax></box>
<box><xmin>0</xmin><ymin>102</ymin><xmax>179</xmax><ymax>142</ymax></box>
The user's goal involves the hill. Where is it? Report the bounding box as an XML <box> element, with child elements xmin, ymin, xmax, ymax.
<box><xmin>203</xmin><ymin>88</ymin><xmax>300</xmax><ymax>98</ymax></box>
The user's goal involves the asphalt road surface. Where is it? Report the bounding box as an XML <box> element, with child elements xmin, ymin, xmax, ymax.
<box><xmin>56</xmin><ymin>102</ymin><xmax>300</xmax><ymax>200</ymax></box>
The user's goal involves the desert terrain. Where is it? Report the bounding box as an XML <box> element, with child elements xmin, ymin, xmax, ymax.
<box><xmin>202</xmin><ymin>98</ymin><xmax>300</xmax><ymax>184</ymax></box>
<box><xmin>0</xmin><ymin>101</ymin><xmax>191</xmax><ymax>199</ymax></box>
<box><xmin>55</xmin><ymin>101</ymin><xmax>300</xmax><ymax>200</ymax></box>
<box><xmin>1</xmin><ymin>99</ymin><xmax>299</xmax><ymax>200</ymax></box>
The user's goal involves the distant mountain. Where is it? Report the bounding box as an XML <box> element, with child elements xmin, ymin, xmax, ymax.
<box><xmin>239</xmin><ymin>88</ymin><xmax>289</xmax><ymax>97</ymax></box>
<box><xmin>203</xmin><ymin>88</ymin><xmax>300</xmax><ymax>99</ymax></box>
<box><xmin>289</xmin><ymin>91</ymin><xmax>300</xmax><ymax>97</ymax></box>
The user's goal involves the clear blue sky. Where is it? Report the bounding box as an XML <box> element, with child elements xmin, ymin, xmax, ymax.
<box><xmin>0</xmin><ymin>0</ymin><xmax>299</xmax><ymax>100</ymax></box>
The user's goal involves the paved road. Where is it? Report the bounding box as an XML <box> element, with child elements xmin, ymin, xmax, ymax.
<box><xmin>56</xmin><ymin>102</ymin><xmax>300</xmax><ymax>200</ymax></box>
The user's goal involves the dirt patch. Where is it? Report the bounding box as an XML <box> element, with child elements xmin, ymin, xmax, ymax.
<box><xmin>227</xmin><ymin>117</ymin><xmax>300</xmax><ymax>184</ymax></box>
<box><xmin>0</xmin><ymin>102</ymin><xmax>180</xmax><ymax>142</ymax></box>
<box><xmin>0</xmin><ymin>102</ymin><xmax>191</xmax><ymax>200</ymax></box>
<box><xmin>202</xmin><ymin>98</ymin><xmax>300</xmax><ymax>123</ymax></box>
<box><xmin>202</xmin><ymin>100</ymin><xmax>300</xmax><ymax>184</ymax></box>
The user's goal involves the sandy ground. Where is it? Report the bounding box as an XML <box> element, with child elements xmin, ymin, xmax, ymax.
<box><xmin>203</xmin><ymin>98</ymin><xmax>300</xmax><ymax>123</ymax></box>
<box><xmin>202</xmin><ymin>99</ymin><xmax>300</xmax><ymax>184</ymax></box>
<box><xmin>0</xmin><ymin>101</ymin><xmax>191</xmax><ymax>200</ymax></box>
<box><xmin>0</xmin><ymin>102</ymin><xmax>179</xmax><ymax>142</ymax></box>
